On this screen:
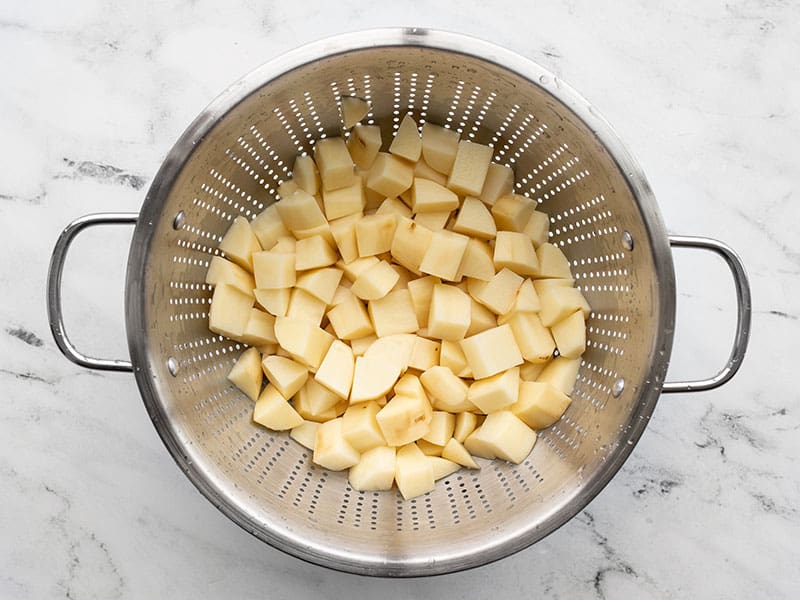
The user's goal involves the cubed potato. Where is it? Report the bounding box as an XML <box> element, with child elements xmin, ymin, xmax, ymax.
<box><xmin>253</xmin><ymin>251</ymin><xmax>296</xmax><ymax>289</ymax></box>
<box><xmin>328</xmin><ymin>213</ymin><xmax>361</xmax><ymax>264</ymax></box>
<box><xmin>389</xmin><ymin>113</ymin><xmax>422</xmax><ymax>162</ymax></box>
<box><xmin>447</xmin><ymin>141</ymin><xmax>493</xmax><ymax>196</ymax></box>
<box><xmin>376</xmin><ymin>393</ymin><xmax>433</xmax><ymax>447</ymax></box>
<box><xmin>338</xmin><ymin>256</ymin><xmax>379</xmax><ymax>282</ymax></box>
<box><xmin>520</xmin><ymin>360</ymin><xmax>548</xmax><ymax>381</ymax></box>
<box><xmin>536</xmin><ymin>356</ymin><xmax>581</xmax><ymax>395</ymax></box>
<box><xmin>253</xmin><ymin>385</ymin><xmax>304</xmax><ymax>431</ymax></box>
<box><xmin>417</xmin><ymin>439</ymin><xmax>444</xmax><ymax>456</ymax></box>
<box><xmin>409</xmin><ymin>336</ymin><xmax>441</xmax><ymax>371</ymax></box>
<box><xmin>539</xmin><ymin>286</ymin><xmax>591</xmax><ymax>327</ymax></box>
<box><xmin>453</xmin><ymin>412</ymin><xmax>479</xmax><ymax>442</ymax></box>
<box><xmin>413</xmin><ymin>158</ymin><xmax>448</xmax><ymax>186</ymax></box>
<box><xmin>350</xmin><ymin>355</ymin><xmax>403</xmax><ymax>403</ymax></box>
<box><xmin>209</xmin><ymin>283</ymin><xmax>255</xmax><ymax>339</ymax></box>
<box><xmin>422</xmin><ymin>411</ymin><xmax>456</xmax><ymax>446</ymax></box>
<box><xmin>250</xmin><ymin>204</ymin><xmax>290</xmax><ymax>252</ymax></box>
<box><xmin>523</xmin><ymin>211</ymin><xmax>550</xmax><ymax>247</ymax></box>
<box><xmin>350</xmin><ymin>334</ymin><xmax>377</xmax><ymax>356</ymax></box>
<box><xmin>322</xmin><ymin>177</ymin><xmax>364</xmax><ymax>221</ymax></box>
<box><xmin>348</xmin><ymin>446</ymin><xmax>396</xmax><ymax>491</ymax></box>
<box><xmin>290</xmin><ymin>420</ymin><xmax>320</xmax><ymax>450</ymax></box>
<box><xmin>277</xmin><ymin>180</ymin><xmax>299</xmax><ymax>200</ymax></box>
<box><xmin>347</xmin><ymin>124</ymin><xmax>382</xmax><ymax>170</ymax></box>
<box><xmin>479</xmin><ymin>162</ymin><xmax>514</xmax><ymax>206</ymax></box>
<box><xmin>506</xmin><ymin>278</ymin><xmax>541</xmax><ymax>315</ymax></box>
<box><xmin>464</xmin><ymin>411</ymin><xmax>536</xmax><ymax>463</ymax></box>
<box><xmin>293</xmin><ymin>155</ymin><xmax>320</xmax><ymax>196</ymax></box>
<box><xmin>407</xmin><ymin>275</ymin><xmax>439</xmax><ymax>328</ymax></box>
<box><xmin>313</xmin><ymin>417</ymin><xmax>360</xmax><ymax>470</ymax></box>
<box><xmin>296</xmin><ymin>222</ymin><xmax>337</xmax><ymax>251</ymax></box>
<box><xmin>219</xmin><ymin>216</ymin><xmax>261</xmax><ymax>272</ymax></box>
<box><xmin>456</xmin><ymin>238</ymin><xmax>495</xmax><ymax>282</ymax></box>
<box><xmin>340</xmin><ymin>95</ymin><xmax>370</xmax><ymax>129</ymax></box>
<box><xmin>460</xmin><ymin>324</ymin><xmax>523</xmax><ymax>379</ymax></box>
<box><xmin>228</xmin><ymin>347</ymin><xmax>263</xmax><ymax>401</ymax></box>
<box><xmin>419</xmin><ymin>366</ymin><xmax>474</xmax><ymax>412</ymax></box>
<box><xmin>350</xmin><ymin>260</ymin><xmax>399</xmax><ymax>301</ymax></box>
<box><xmin>532</xmin><ymin>278</ymin><xmax>575</xmax><ymax>297</ymax></box>
<box><xmin>254</xmin><ymin>288</ymin><xmax>291</xmax><ymax>317</ymax></box>
<box><xmin>206</xmin><ymin>256</ymin><xmax>255</xmax><ymax>296</ymax></box>
<box><xmin>393</xmin><ymin>373</ymin><xmax>427</xmax><ymax>400</ymax></box>
<box><xmin>429</xmin><ymin>456</ymin><xmax>461</xmax><ymax>480</ymax></box>
<box><xmin>363</xmin><ymin>334</ymin><xmax>416</xmax><ymax>371</ymax></box>
<box><xmin>551</xmin><ymin>310</ymin><xmax>586</xmax><ymax>358</ymax></box>
<box><xmin>342</xmin><ymin>400</ymin><xmax>385</xmax><ymax>452</ymax></box>
<box><xmin>395</xmin><ymin>443</ymin><xmax>435</xmax><ymax>499</ymax></box>
<box><xmin>506</xmin><ymin>311</ymin><xmax>555</xmax><ymax>363</ymax></box>
<box><xmin>427</xmin><ymin>284</ymin><xmax>471</xmax><ymax>341</ymax></box>
<box><xmin>391</xmin><ymin>265</ymin><xmax>415</xmax><ymax>292</ymax></box>
<box><xmin>367</xmin><ymin>152</ymin><xmax>414</xmax><ymax>198</ymax></box>
<box><xmin>314</xmin><ymin>340</ymin><xmax>355</xmax><ymax>399</ymax></box>
<box><xmin>276</xmin><ymin>190</ymin><xmax>328</xmax><ymax>232</ymax></box>
<box><xmin>376</xmin><ymin>197</ymin><xmax>412</xmax><ymax>219</ymax></box>
<box><xmin>356</xmin><ymin>214</ymin><xmax>397</xmax><ymax>257</ymax></box>
<box><xmin>368</xmin><ymin>289</ymin><xmax>420</xmax><ymax>337</ymax></box>
<box><xmin>411</xmin><ymin>178</ymin><xmax>460</xmax><ymax>213</ymax></box>
<box><xmin>391</xmin><ymin>217</ymin><xmax>433</xmax><ymax>272</ymax></box>
<box><xmin>274</xmin><ymin>317</ymin><xmax>335</xmax><ymax>370</ymax></box>
<box><xmin>327</xmin><ymin>293</ymin><xmax>374</xmax><ymax>340</ymax></box>
<box><xmin>314</xmin><ymin>137</ymin><xmax>355</xmax><ymax>191</ymax></box>
<box><xmin>421</xmin><ymin>122</ymin><xmax>460</xmax><ymax>174</ymax></box>
<box><xmin>439</xmin><ymin>340</ymin><xmax>471</xmax><ymax>378</ymax></box>
<box><xmin>491</xmin><ymin>194</ymin><xmax>536</xmax><ymax>232</ymax></box>
<box><xmin>467</xmin><ymin>268</ymin><xmax>524</xmax><ymax>315</ymax></box>
<box><xmin>535</xmin><ymin>243</ymin><xmax>573</xmax><ymax>279</ymax></box>
<box><xmin>238</xmin><ymin>308</ymin><xmax>277</xmax><ymax>346</ymax></box>
<box><xmin>294</xmin><ymin>268</ymin><xmax>343</xmax><ymax>304</ymax></box>
<box><xmin>419</xmin><ymin>230</ymin><xmax>470</xmax><ymax>281</ymax></box>
<box><xmin>294</xmin><ymin>378</ymin><xmax>341</xmax><ymax>422</ymax></box>
<box><xmin>286</xmin><ymin>289</ymin><xmax>327</xmax><ymax>326</ymax></box>
<box><xmin>468</xmin><ymin>367</ymin><xmax>519</xmax><ymax>413</ymax></box>
<box><xmin>513</xmin><ymin>381</ymin><xmax>572</xmax><ymax>430</ymax></box>
<box><xmin>413</xmin><ymin>210</ymin><xmax>451</xmax><ymax>231</ymax></box>
<box><xmin>466</xmin><ymin>298</ymin><xmax>497</xmax><ymax>336</ymax></box>
<box><xmin>493</xmin><ymin>231</ymin><xmax>540</xmax><ymax>276</ymax></box>
<box><xmin>441</xmin><ymin>438</ymin><xmax>479</xmax><ymax>469</ymax></box>
<box><xmin>261</xmin><ymin>355</ymin><xmax>309</xmax><ymax>399</ymax></box>
<box><xmin>453</xmin><ymin>197</ymin><xmax>497</xmax><ymax>240</ymax></box>
<box><xmin>270</xmin><ymin>236</ymin><xmax>296</xmax><ymax>253</ymax></box>
<box><xmin>295</xmin><ymin>235</ymin><xmax>338</xmax><ymax>271</ymax></box>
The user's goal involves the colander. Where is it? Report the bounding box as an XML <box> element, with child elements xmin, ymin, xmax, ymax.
<box><xmin>46</xmin><ymin>29</ymin><xmax>751</xmax><ymax>576</ymax></box>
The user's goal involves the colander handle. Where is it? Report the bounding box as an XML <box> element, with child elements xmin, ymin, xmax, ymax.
<box><xmin>47</xmin><ymin>213</ymin><xmax>138</xmax><ymax>372</ymax></box>
<box><xmin>662</xmin><ymin>235</ymin><xmax>752</xmax><ymax>393</ymax></box>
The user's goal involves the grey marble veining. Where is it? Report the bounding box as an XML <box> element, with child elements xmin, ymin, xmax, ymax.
<box><xmin>1</xmin><ymin>0</ymin><xmax>798</xmax><ymax>598</ymax></box>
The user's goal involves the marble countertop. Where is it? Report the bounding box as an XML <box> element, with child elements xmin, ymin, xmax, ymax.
<box><xmin>1</xmin><ymin>1</ymin><xmax>798</xmax><ymax>598</ymax></box>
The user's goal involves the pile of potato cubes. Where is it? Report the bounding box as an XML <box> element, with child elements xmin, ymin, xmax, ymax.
<box><xmin>205</xmin><ymin>98</ymin><xmax>589</xmax><ymax>499</ymax></box>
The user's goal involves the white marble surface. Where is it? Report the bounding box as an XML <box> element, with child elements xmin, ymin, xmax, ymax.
<box><xmin>1</xmin><ymin>1</ymin><xmax>798</xmax><ymax>598</ymax></box>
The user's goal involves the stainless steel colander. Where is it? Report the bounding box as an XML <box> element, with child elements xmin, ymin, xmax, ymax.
<box><xmin>46</xmin><ymin>29</ymin><xmax>751</xmax><ymax>576</ymax></box>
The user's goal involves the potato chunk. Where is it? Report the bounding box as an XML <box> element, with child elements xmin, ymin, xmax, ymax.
<box><xmin>293</xmin><ymin>155</ymin><xmax>320</xmax><ymax>195</ymax></box>
<box><xmin>253</xmin><ymin>385</ymin><xmax>304</xmax><ymax>431</ymax></box>
<box><xmin>340</xmin><ymin>95</ymin><xmax>370</xmax><ymax>129</ymax></box>
<box><xmin>512</xmin><ymin>381</ymin><xmax>572</xmax><ymax>430</ymax></box>
<box><xmin>411</xmin><ymin>178</ymin><xmax>460</xmax><ymax>213</ymax></box>
<box><xmin>376</xmin><ymin>392</ymin><xmax>433</xmax><ymax>446</ymax></box>
<box><xmin>453</xmin><ymin>197</ymin><xmax>497</xmax><ymax>240</ymax></box>
<box><xmin>209</xmin><ymin>283</ymin><xmax>255</xmax><ymax>339</ymax></box>
<box><xmin>342</xmin><ymin>400</ymin><xmax>385</xmax><ymax>452</ymax></box>
<box><xmin>467</xmin><ymin>268</ymin><xmax>524</xmax><ymax>315</ymax></box>
<box><xmin>539</xmin><ymin>286</ymin><xmax>591</xmax><ymax>327</ymax></box>
<box><xmin>391</xmin><ymin>217</ymin><xmax>433</xmax><ymax>272</ymax></box>
<box><xmin>295</xmin><ymin>235</ymin><xmax>337</xmax><ymax>270</ymax></box>
<box><xmin>506</xmin><ymin>312</ymin><xmax>555</xmax><ymax>363</ymax></box>
<box><xmin>389</xmin><ymin>113</ymin><xmax>422</xmax><ymax>162</ymax></box>
<box><xmin>441</xmin><ymin>438</ymin><xmax>479</xmax><ymax>469</ymax></box>
<box><xmin>294</xmin><ymin>267</ymin><xmax>343</xmax><ymax>304</ymax></box>
<box><xmin>536</xmin><ymin>356</ymin><xmax>581</xmax><ymax>395</ymax></box>
<box><xmin>551</xmin><ymin>310</ymin><xmax>586</xmax><ymax>359</ymax></box>
<box><xmin>419</xmin><ymin>229</ymin><xmax>470</xmax><ymax>281</ymax></box>
<box><xmin>261</xmin><ymin>355</ymin><xmax>308</xmax><ymax>399</ymax></box>
<box><xmin>274</xmin><ymin>317</ymin><xmax>334</xmax><ymax>370</ymax></box>
<box><xmin>251</xmin><ymin>204</ymin><xmax>291</xmax><ymax>252</ymax></box>
<box><xmin>464</xmin><ymin>411</ymin><xmax>536</xmax><ymax>463</ymax></box>
<box><xmin>355</xmin><ymin>214</ymin><xmax>397</xmax><ymax>257</ymax></box>
<box><xmin>468</xmin><ymin>367</ymin><xmax>520</xmax><ymax>414</ymax></box>
<box><xmin>368</xmin><ymin>289</ymin><xmax>420</xmax><ymax>337</ymax></box>
<box><xmin>459</xmin><ymin>324</ymin><xmax>523</xmax><ymax>379</ymax></box>
<box><xmin>253</xmin><ymin>251</ymin><xmax>296</xmax><ymax>289</ymax></box>
<box><xmin>315</xmin><ymin>340</ymin><xmax>355</xmax><ymax>399</ymax></box>
<box><xmin>422</xmin><ymin>122</ymin><xmax>460</xmax><ymax>174</ymax></box>
<box><xmin>227</xmin><ymin>347</ymin><xmax>263</xmax><ymax>401</ymax></box>
<box><xmin>313</xmin><ymin>417</ymin><xmax>360</xmax><ymax>470</ymax></box>
<box><xmin>420</xmin><ymin>366</ymin><xmax>474</xmax><ymax>412</ymax></box>
<box><xmin>447</xmin><ymin>141</ymin><xmax>493</xmax><ymax>196</ymax></box>
<box><xmin>349</xmin><ymin>446</ymin><xmax>396</xmax><ymax>491</ymax></box>
<box><xmin>421</xmin><ymin>411</ymin><xmax>456</xmax><ymax>446</ymax></box>
<box><xmin>314</xmin><ymin>137</ymin><xmax>355</xmax><ymax>191</ymax></box>
<box><xmin>347</xmin><ymin>124</ymin><xmax>382</xmax><ymax>170</ymax></box>
<box><xmin>351</xmin><ymin>260</ymin><xmax>400</xmax><ymax>300</ymax></box>
<box><xmin>491</xmin><ymin>194</ymin><xmax>536</xmax><ymax>232</ymax></box>
<box><xmin>535</xmin><ymin>243</ymin><xmax>573</xmax><ymax>279</ymax></box>
<box><xmin>219</xmin><ymin>216</ymin><xmax>261</xmax><ymax>271</ymax></box>
<box><xmin>367</xmin><ymin>152</ymin><xmax>414</xmax><ymax>198</ymax></box>
<box><xmin>327</xmin><ymin>294</ymin><xmax>374</xmax><ymax>340</ymax></box>
<box><xmin>290</xmin><ymin>420</ymin><xmax>320</xmax><ymax>450</ymax></box>
<box><xmin>493</xmin><ymin>231</ymin><xmax>540</xmax><ymax>276</ymax></box>
<box><xmin>453</xmin><ymin>412</ymin><xmax>479</xmax><ymax>442</ymax></box>
<box><xmin>457</xmin><ymin>238</ymin><xmax>495</xmax><ymax>282</ymax></box>
<box><xmin>322</xmin><ymin>178</ymin><xmax>364</xmax><ymax>221</ymax></box>
<box><xmin>395</xmin><ymin>443</ymin><xmax>435</xmax><ymax>499</ymax></box>
<box><xmin>427</xmin><ymin>283</ymin><xmax>471</xmax><ymax>341</ymax></box>
<box><xmin>479</xmin><ymin>163</ymin><xmax>514</xmax><ymax>206</ymax></box>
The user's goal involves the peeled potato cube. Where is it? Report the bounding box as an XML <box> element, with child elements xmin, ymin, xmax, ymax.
<box><xmin>506</xmin><ymin>311</ymin><xmax>555</xmax><ymax>363</ymax></box>
<box><xmin>228</xmin><ymin>347</ymin><xmax>263</xmax><ymax>401</ymax></box>
<box><xmin>350</xmin><ymin>260</ymin><xmax>399</xmax><ymax>301</ymax></box>
<box><xmin>426</xmin><ymin>284</ymin><xmax>471</xmax><ymax>341</ymax></box>
<box><xmin>363</xmin><ymin>334</ymin><xmax>417</xmax><ymax>372</ymax></box>
<box><xmin>466</xmin><ymin>298</ymin><xmax>497</xmax><ymax>336</ymax></box>
<box><xmin>329</xmin><ymin>213</ymin><xmax>362</xmax><ymax>264</ymax></box>
<box><xmin>421</xmin><ymin>122</ymin><xmax>460</xmax><ymax>175</ymax></box>
<box><xmin>349</xmin><ymin>446</ymin><xmax>396</xmax><ymax>491</ymax></box>
<box><xmin>441</xmin><ymin>438</ymin><xmax>480</xmax><ymax>469</ymax></box>
<box><xmin>492</xmin><ymin>194</ymin><xmax>536</xmax><ymax>232</ymax></box>
<box><xmin>420</xmin><ymin>366</ymin><xmax>474</xmax><ymax>412</ymax></box>
<box><xmin>468</xmin><ymin>268</ymin><xmax>524</xmax><ymax>315</ymax></box>
<box><xmin>368</xmin><ymin>289</ymin><xmax>420</xmax><ymax>337</ymax></box>
<box><xmin>520</xmin><ymin>360</ymin><xmax>548</xmax><ymax>381</ymax></box>
<box><xmin>340</xmin><ymin>95</ymin><xmax>370</xmax><ymax>129</ymax></box>
<box><xmin>350</xmin><ymin>355</ymin><xmax>403</xmax><ymax>403</ymax></box>
<box><xmin>447</xmin><ymin>140</ymin><xmax>493</xmax><ymax>197</ymax></box>
<box><xmin>252</xmin><ymin>251</ymin><xmax>296</xmax><ymax>289</ymax></box>
<box><xmin>322</xmin><ymin>177</ymin><xmax>364</xmax><ymax>221</ymax></box>
<box><xmin>539</xmin><ymin>286</ymin><xmax>591</xmax><ymax>327</ymax></box>
<box><xmin>468</xmin><ymin>366</ymin><xmax>520</xmax><ymax>413</ymax></box>
<box><xmin>409</xmin><ymin>336</ymin><xmax>441</xmax><ymax>371</ymax></box>
<box><xmin>389</xmin><ymin>113</ymin><xmax>422</xmax><ymax>162</ymax></box>
<box><xmin>253</xmin><ymin>385</ymin><xmax>304</xmax><ymax>431</ymax></box>
<box><xmin>537</xmin><ymin>356</ymin><xmax>581</xmax><ymax>395</ymax></box>
<box><xmin>327</xmin><ymin>294</ymin><xmax>374</xmax><ymax>340</ymax></box>
<box><xmin>376</xmin><ymin>393</ymin><xmax>433</xmax><ymax>447</ymax></box>
<box><xmin>290</xmin><ymin>420</ymin><xmax>320</xmax><ymax>450</ymax></box>
<box><xmin>438</xmin><ymin>340</ymin><xmax>470</xmax><ymax>378</ymax></box>
<box><xmin>314</xmin><ymin>137</ymin><xmax>355</xmax><ymax>191</ymax></box>
<box><xmin>261</xmin><ymin>355</ymin><xmax>309</xmax><ymax>399</ymax></box>
<box><xmin>254</xmin><ymin>288</ymin><xmax>291</xmax><ymax>317</ymax></box>
<box><xmin>460</xmin><ymin>324</ymin><xmax>524</xmax><ymax>379</ymax></box>
<box><xmin>493</xmin><ymin>231</ymin><xmax>540</xmax><ymax>276</ymax></box>
<box><xmin>413</xmin><ymin>158</ymin><xmax>448</xmax><ymax>186</ymax></box>
<box><xmin>464</xmin><ymin>411</ymin><xmax>536</xmax><ymax>464</ymax></box>
<box><xmin>367</xmin><ymin>152</ymin><xmax>414</xmax><ymax>198</ymax></box>
<box><xmin>454</xmin><ymin>412</ymin><xmax>479</xmax><ymax>442</ymax></box>
<box><xmin>342</xmin><ymin>400</ymin><xmax>385</xmax><ymax>452</ymax></box>
<box><xmin>314</xmin><ymin>340</ymin><xmax>355</xmax><ymax>400</ymax></box>
<box><xmin>422</xmin><ymin>411</ymin><xmax>456</xmax><ymax>446</ymax></box>
<box><xmin>395</xmin><ymin>443</ymin><xmax>435</xmax><ymax>499</ymax></box>
<box><xmin>294</xmin><ymin>378</ymin><xmax>341</xmax><ymax>422</ymax></box>
<box><xmin>206</xmin><ymin>256</ymin><xmax>255</xmax><ymax>296</ymax></box>
<box><xmin>453</xmin><ymin>197</ymin><xmax>497</xmax><ymax>240</ymax></box>
<box><xmin>274</xmin><ymin>317</ymin><xmax>334</xmax><ymax>370</ymax></box>
<box><xmin>250</xmin><ymin>205</ymin><xmax>290</xmax><ymax>254</ymax></box>
<box><xmin>376</xmin><ymin>197</ymin><xmax>412</xmax><ymax>219</ymax></box>
<box><xmin>270</xmin><ymin>236</ymin><xmax>296</xmax><ymax>253</ymax></box>
<box><xmin>313</xmin><ymin>417</ymin><xmax>360</xmax><ymax>471</ymax></box>
<box><xmin>350</xmin><ymin>334</ymin><xmax>377</xmax><ymax>356</ymax></box>
<box><xmin>238</xmin><ymin>308</ymin><xmax>277</xmax><ymax>346</ymax></box>
<box><xmin>391</xmin><ymin>217</ymin><xmax>433</xmax><ymax>273</ymax></box>
<box><xmin>276</xmin><ymin>190</ymin><xmax>327</xmax><ymax>232</ymax></box>
<box><xmin>356</xmin><ymin>214</ymin><xmax>397</xmax><ymax>257</ymax></box>
<box><xmin>278</xmin><ymin>180</ymin><xmax>299</xmax><ymax>200</ymax></box>
<box><xmin>413</xmin><ymin>210</ymin><xmax>451</xmax><ymax>231</ymax></box>
<box><xmin>419</xmin><ymin>230</ymin><xmax>470</xmax><ymax>281</ymax></box>
<box><xmin>417</xmin><ymin>439</ymin><xmax>444</xmax><ymax>457</ymax></box>
<box><xmin>479</xmin><ymin>162</ymin><xmax>514</xmax><ymax>206</ymax></box>
<box><xmin>551</xmin><ymin>310</ymin><xmax>586</xmax><ymax>359</ymax></box>
<box><xmin>507</xmin><ymin>278</ymin><xmax>541</xmax><ymax>315</ymax></box>
<box><xmin>209</xmin><ymin>283</ymin><xmax>254</xmax><ymax>339</ymax></box>
<box><xmin>338</xmin><ymin>255</ymin><xmax>379</xmax><ymax>282</ymax></box>
<box><xmin>347</xmin><ymin>124</ymin><xmax>382</xmax><ymax>170</ymax></box>
<box><xmin>294</xmin><ymin>268</ymin><xmax>343</xmax><ymax>304</ymax></box>
<box><xmin>533</xmin><ymin>278</ymin><xmax>575</xmax><ymax>297</ymax></box>
<box><xmin>429</xmin><ymin>456</ymin><xmax>461</xmax><ymax>480</ymax></box>
<box><xmin>411</xmin><ymin>178</ymin><xmax>460</xmax><ymax>213</ymax></box>
<box><xmin>293</xmin><ymin>154</ymin><xmax>320</xmax><ymax>196</ymax></box>
<box><xmin>295</xmin><ymin>235</ymin><xmax>337</xmax><ymax>271</ymax></box>
<box><xmin>219</xmin><ymin>216</ymin><xmax>261</xmax><ymax>272</ymax></box>
<box><xmin>523</xmin><ymin>211</ymin><xmax>550</xmax><ymax>247</ymax></box>
<box><xmin>407</xmin><ymin>275</ymin><xmax>439</xmax><ymax>328</ymax></box>
<box><xmin>457</xmin><ymin>238</ymin><xmax>495</xmax><ymax>282</ymax></box>
<box><xmin>536</xmin><ymin>243</ymin><xmax>573</xmax><ymax>279</ymax></box>
<box><xmin>513</xmin><ymin>381</ymin><xmax>572</xmax><ymax>429</ymax></box>
<box><xmin>285</xmin><ymin>289</ymin><xmax>326</xmax><ymax>326</ymax></box>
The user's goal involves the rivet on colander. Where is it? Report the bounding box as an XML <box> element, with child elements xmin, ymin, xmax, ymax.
<box><xmin>167</xmin><ymin>357</ymin><xmax>180</xmax><ymax>376</ymax></box>
<box><xmin>612</xmin><ymin>378</ymin><xmax>625</xmax><ymax>397</ymax></box>
<box><xmin>622</xmin><ymin>230</ymin><xmax>634</xmax><ymax>250</ymax></box>
<box><xmin>173</xmin><ymin>210</ymin><xmax>186</xmax><ymax>230</ymax></box>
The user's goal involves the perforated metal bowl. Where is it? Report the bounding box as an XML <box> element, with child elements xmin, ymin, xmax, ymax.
<box><xmin>47</xmin><ymin>29</ymin><xmax>751</xmax><ymax>576</ymax></box>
